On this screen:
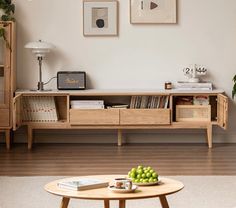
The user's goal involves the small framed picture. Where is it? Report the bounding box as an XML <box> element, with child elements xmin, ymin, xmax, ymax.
<box><xmin>130</xmin><ymin>0</ymin><xmax>177</xmax><ymax>24</ymax></box>
<box><xmin>83</xmin><ymin>0</ymin><xmax>118</xmax><ymax>36</ymax></box>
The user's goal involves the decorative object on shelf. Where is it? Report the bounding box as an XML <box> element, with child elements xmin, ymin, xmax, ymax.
<box><xmin>25</xmin><ymin>40</ymin><xmax>55</xmax><ymax>91</ymax></box>
<box><xmin>70</xmin><ymin>100</ymin><xmax>105</xmax><ymax>109</ymax></box>
<box><xmin>232</xmin><ymin>75</ymin><xmax>236</xmax><ymax>98</ymax></box>
<box><xmin>165</xmin><ymin>81</ymin><xmax>172</xmax><ymax>90</ymax></box>
<box><xmin>57</xmin><ymin>71</ymin><xmax>86</xmax><ymax>90</ymax></box>
<box><xmin>0</xmin><ymin>0</ymin><xmax>15</xmax><ymax>50</ymax></box>
<box><xmin>175</xmin><ymin>82</ymin><xmax>213</xmax><ymax>91</ymax></box>
<box><xmin>83</xmin><ymin>0</ymin><xmax>118</xmax><ymax>36</ymax></box>
<box><xmin>130</xmin><ymin>0</ymin><xmax>176</xmax><ymax>24</ymax></box>
<box><xmin>183</xmin><ymin>64</ymin><xmax>207</xmax><ymax>83</ymax></box>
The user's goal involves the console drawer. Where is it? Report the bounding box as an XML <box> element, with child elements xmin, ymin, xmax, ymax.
<box><xmin>120</xmin><ymin>109</ymin><xmax>171</xmax><ymax>125</ymax></box>
<box><xmin>70</xmin><ymin>109</ymin><xmax>119</xmax><ymax>125</ymax></box>
<box><xmin>0</xmin><ymin>109</ymin><xmax>10</xmax><ymax>127</ymax></box>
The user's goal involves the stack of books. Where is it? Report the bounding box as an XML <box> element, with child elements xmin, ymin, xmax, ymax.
<box><xmin>130</xmin><ymin>96</ymin><xmax>169</xmax><ymax>109</ymax></box>
<box><xmin>175</xmin><ymin>82</ymin><xmax>213</xmax><ymax>90</ymax></box>
<box><xmin>58</xmin><ymin>178</ymin><xmax>109</xmax><ymax>191</ymax></box>
<box><xmin>22</xmin><ymin>96</ymin><xmax>58</xmax><ymax>122</ymax></box>
<box><xmin>70</xmin><ymin>100</ymin><xmax>105</xmax><ymax>109</ymax></box>
<box><xmin>107</xmin><ymin>104</ymin><xmax>129</xmax><ymax>109</ymax></box>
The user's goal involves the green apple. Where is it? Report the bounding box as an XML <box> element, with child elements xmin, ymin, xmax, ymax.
<box><xmin>146</xmin><ymin>172</ymin><xmax>151</xmax><ymax>178</ymax></box>
<box><xmin>131</xmin><ymin>172</ymin><xmax>136</xmax><ymax>178</ymax></box>
<box><xmin>137</xmin><ymin>169</ymin><xmax>143</xmax><ymax>174</ymax></box>
<box><xmin>141</xmin><ymin>173</ymin><xmax>146</xmax><ymax>178</ymax></box>
<box><xmin>149</xmin><ymin>178</ymin><xmax>154</xmax><ymax>183</ymax></box>
<box><xmin>153</xmin><ymin>178</ymin><xmax>158</xmax><ymax>182</ymax></box>
<box><xmin>152</xmin><ymin>172</ymin><xmax>158</xmax><ymax>178</ymax></box>
<box><xmin>131</xmin><ymin>168</ymin><xmax>136</xmax><ymax>172</ymax></box>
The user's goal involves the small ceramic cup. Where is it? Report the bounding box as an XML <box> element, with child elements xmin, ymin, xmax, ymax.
<box><xmin>114</xmin><ymin>178</ymin><xmax>132</xmax><ymax>190</ymax></box>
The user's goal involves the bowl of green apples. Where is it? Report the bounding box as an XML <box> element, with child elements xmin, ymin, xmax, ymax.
<box><xmin>128</xmin><ymin>165</ymin><xmax>159</xmax><ymax>186</ymax></box>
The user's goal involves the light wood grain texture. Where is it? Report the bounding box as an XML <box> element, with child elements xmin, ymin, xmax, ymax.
<box><xmin>0</xmin><ymin>22</ymin><xmax>16</xmax><ymax>149</ymax></box>
<box><xmin>104</xmin><ymin>200</ymin><xmax>110</xmax><ymax>208</ymax></box>
<box><xmin>27</xmin><ymin>126</ymin><xmax>33</xmax><ymax>150</ymax></box>
<box><xmin>119</xmin><ymin>200</ymin><xmax>125</xmax><ymax>208</ymax></box>
<box><xmin>120</xmin><ymin>109</ymin><xmax>170</xmax><ymax>125</ymax></box>
<box><xmin>70</xmin><ymin>109</ymin><xmax>120</xmax><ymax>125</ymax></box>
<box><xmin>217</xmin><ymin>94</ymin><xmax>228</xmax><ymax>130</ymax></box>
<box><xmin>0</xmin><ymin>109</ymin><xmax>10</xmax><ymax>127</ymax></box>
<box><xmin>60</xmin><ymin>197</ymin><xmax>70</xmax><ymax>208</ymax></box>
<box><xmin>118</xmin><ymin>129</ymin><xmax>122</xmax><ymax>146</ymax></box>
<box><xmin>207</xmin><ymin>124</ymin><xmax>212</xmax><ymax>149</ymax></box>
<box><xmin>12</xmin><ymin>90</ymin><xmax>228</xmax><ymax>149</ymax></box>
<box><xmin>159</xmin><ymin>195</ymin><xmax>169</xmax><ymax>208</ymax></box>
<box><xmin>44</xmin><ymin>175</ymin><xmax>184</xmax><ymax>200</ymax></box>
<box><xmin>12</xmin><ymin>94</ymin><xmax>21</xmax><ymax>131</ymax></box>
<box><xmin>176</xmin><ymin>105</ymin><xmax>211</xmax><ymax>122</ymax></box>
<box><xmin>5</xmin><ymin>129</ymin><xmax>10</xmax><ymax>150</ymax></box>
<box><xmin>15</xmin><ymin>89</ymin><xmax>225</xmax><ymax>96</ymax></box>
<box><xmin>55</xmin><ymin>96</ymin><xmax>69</xmax><ymax>121</ymax></box>
<box><xmin>0</xmin><ymin>23</ymin><xmax>11</xmax><ymax>109</ymax></box>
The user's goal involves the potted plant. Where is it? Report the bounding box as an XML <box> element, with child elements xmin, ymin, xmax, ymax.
<box><xmin>0</xmin><ymin>0</ymin><xmax>15</xmax><ymax>50</ymax></box>
<box><xmin>233</xmin><ymin>75</ymin><xmax>236</xmax><ymax>98</ymax></box>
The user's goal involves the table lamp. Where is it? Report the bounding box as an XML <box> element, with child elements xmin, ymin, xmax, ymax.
<box><xmin>25</xmin><ymin>40</ymin><xmax>55</xmax><ymax>91</ymax></box>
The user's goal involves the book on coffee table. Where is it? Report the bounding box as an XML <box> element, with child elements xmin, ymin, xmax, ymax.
<box><xmin>58</xmin><ymin>178</ymin><xmax>109</xmax><ymax>191</ymax></box>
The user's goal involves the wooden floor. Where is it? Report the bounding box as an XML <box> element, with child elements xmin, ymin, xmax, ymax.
<box><xmin>0</xmin><ymin>143</ymin><xmax>236</xmax><ymax>176</ymax></box>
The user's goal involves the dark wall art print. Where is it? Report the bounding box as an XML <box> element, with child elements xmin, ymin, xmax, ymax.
<box><xmin>83</xmin><ymin>0</ymin><xmax>118</xmax><ymax>36</ymax></box>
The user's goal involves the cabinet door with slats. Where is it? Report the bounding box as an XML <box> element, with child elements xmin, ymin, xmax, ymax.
<box><xmin>217</xmin><ymin>94</ymin><xmax>228</xmax><ymax>130</ymax></box>
<box><xmin>0</xmin><ymin>23</ymin><xmax>11</xmax><ymax>109</ymax></box>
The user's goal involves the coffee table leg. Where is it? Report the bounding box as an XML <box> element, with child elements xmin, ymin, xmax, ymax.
<box><xmin>119</xmin><ymin>200</ymin><xmax>126</xmax><ymax>208</ymax></box>
<box><xmin>159</xmin><ymin>195</ymin><xmax>169</xmax><ymax>208</ymax></box>
<box><xmin>60</xmin><ymin>197</ymin><xmax>70</xmax><ymax>208</ymax></box>
<box><xmin>104</xmin><ymin>200</ymin><xmax>110</xmax><ymax>208</ymax></box>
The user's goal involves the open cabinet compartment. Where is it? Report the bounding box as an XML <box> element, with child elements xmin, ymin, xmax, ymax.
<box><xmin>69</xmin><ymin>95</ymin><xmax>129</xmax><ymax>125</ymax></box>
<box><xmin>13</xmin><ymin>94</ymin><xmax>69</xmax><ymax>130</ymax></box>
<box><xmin>172</xmin><ymin>94</ymin><xmax>228</xmax><ymax>127</ymax></box>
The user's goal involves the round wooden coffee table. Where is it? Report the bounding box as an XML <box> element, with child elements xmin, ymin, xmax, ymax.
<box><xmin>44</xmin><ymin>175</ymin><xmax>184</xmax><ymax>208</ymax></box>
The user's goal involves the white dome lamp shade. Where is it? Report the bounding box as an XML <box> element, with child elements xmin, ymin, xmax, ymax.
<box><xmin>25</xmin><ymin>40</ymin><xmax>55</xmax><ymax>91</ymax></box>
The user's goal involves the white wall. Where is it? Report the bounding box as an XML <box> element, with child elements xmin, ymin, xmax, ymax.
<box><xmin>10</xmin><ymin>0</ymin><xmax>236</xmax><ymax>143</ymax></box>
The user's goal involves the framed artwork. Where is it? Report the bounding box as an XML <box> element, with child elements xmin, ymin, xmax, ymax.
<box><xmin>130</xmin><ymin>0</ymin><xmax>176</xmax><ymax>24</ymax></box>
<box><xmin>83</xmin><ymin>0</ymin><xmax>118</xmax><ymax>36</ymax></box>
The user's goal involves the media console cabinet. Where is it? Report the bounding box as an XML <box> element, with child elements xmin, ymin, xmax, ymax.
<box><xmin>12</xmin><ymin>89</ymin><xmax>228</xmax><ymax>149</ymax></box>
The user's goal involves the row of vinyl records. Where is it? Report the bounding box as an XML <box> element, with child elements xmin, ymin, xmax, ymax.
<box><xmin>22</xmin><ymin>97</ymin><xmax>58</xmax><ymax>122</ymax></box>
<box><xmin>130</xmin><ymin>96</ymin><xmax>169</xmax><ymax>109</ymax></box>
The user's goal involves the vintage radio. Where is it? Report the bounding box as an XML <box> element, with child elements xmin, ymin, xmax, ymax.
<box><xmin>57</xmin><ymin>71</ymin><xmax>86</xmax><ymax>90</ymax></box>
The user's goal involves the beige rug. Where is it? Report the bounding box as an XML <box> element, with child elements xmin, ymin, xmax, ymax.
<box><xmin>0</xmin><ymin>176</ymin><xmax>236</xmax><ymax>208</ymax></box>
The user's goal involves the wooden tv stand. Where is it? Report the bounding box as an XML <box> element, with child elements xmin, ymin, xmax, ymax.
<box><xmin>13</xmin><ymin>89</ymin><xmax>228</xmax><ymax>149</ymax></box>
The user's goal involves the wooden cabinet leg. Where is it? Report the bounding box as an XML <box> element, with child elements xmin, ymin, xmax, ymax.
<box><xmin>104</xmin><ymin>199</ymin><xmax>110</xmax><ymax>208</ymax></box>
<box><xmin>60</xmin><ymin>197</ymin><xmax>70</xmax><ymax>208</ymax></box>
<box><xmin>27</xmin><ymin>126</ymin><xmax>33</xmax><ymax>150</ymax></box>
<box><xmin>5</xmin><ymin>130</ymin><xmax>10</xmax><ymax>150</ymax></box>
<box><xmin>207</xmin><ymin>124</ymin><xmax>212</xmax><ymax>149</ymax></box>
<box><xmin>159</xmin><ymin>195</ymin><xmax>169</xmax><ymax>208</ymax></box>
<box><xmin>118</xmin><ymin>129</ymin><xmax>122</xmax><ymax>146</ymax></box>
<box><xmin>119</xmin><ymin>199</ymin><xmax>126</xmax><ymax>208</ymax></box>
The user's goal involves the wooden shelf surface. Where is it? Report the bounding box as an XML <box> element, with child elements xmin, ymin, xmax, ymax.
<box><xmin>15</xmin><ymin>89</ymin><xmax>225</xmax><ymax>96</ymax></box>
